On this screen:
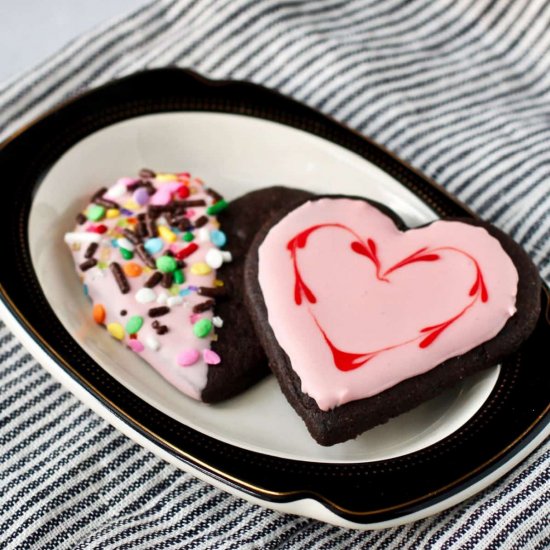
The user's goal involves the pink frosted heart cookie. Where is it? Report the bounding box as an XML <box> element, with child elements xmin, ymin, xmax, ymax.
<box><xmin>66</xmin><ymin>174</ymin><xmax>313</xmax><ymax>403</ymax></box>
<box><xmin>244</xmin><ymin>196</ymin><xmax>541</xmax><ymax>445</ymax></box>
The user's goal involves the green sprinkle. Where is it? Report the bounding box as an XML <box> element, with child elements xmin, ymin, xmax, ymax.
<box><xmin>193</xmin><ymin>318</ymin><xmax>213</xmax><ymax>338</ymax></box>
<box><xmin>173</xmin><ymin>269</ymin><xmax>184</xmax><ymax>284</ymax></box>
<box><xmin>97</xmin><ymin>261</ymin><xmax>108</xmax><ymax>269</ymax></box>
<box><xmin>117</xmin><ymin>219</ymin><xmax>127</xmax><ymax>228</ymax></box>
<box><xmin>120</xmin><ymin>247</ymin><xmax>134</xmax><ymax>260</ymax></box>
<box><xmin>156</xmin><ymin>255</ymin><xmax>178</xmax><ymax>273</ymax></box>
<box><xmin>125</xmin><ymin>315</ymin><xmax>144</xmax><ymax>335</ymax></box>
<box><xmin>183</xmin><ymin>231</ymin><xmax>194</xmax><ymax>242</ymax></box>
<box><xmin>87</xmin><ymin>204</ymin><xmax>106</xmax><ymax>221</ymax></box>
<box><xmin>206</xmin><ymin>199</ymin><xmax>228</xmax><ymax>216</ymax></box>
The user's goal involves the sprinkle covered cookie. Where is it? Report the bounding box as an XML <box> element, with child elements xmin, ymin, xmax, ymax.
<box><xmin>66</xmin><ymin>171</ymin><xmax>312</xmax><ymax>403</ymax></box>
<box><xmin>244</xmin><ymin>195</ymin><xmax>541</xmax><ymax>445</ymax></box>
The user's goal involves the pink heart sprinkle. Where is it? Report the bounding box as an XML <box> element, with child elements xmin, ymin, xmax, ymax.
<box><xmin>128</xmin><ymin>340</ymin><xmax>144</xmax><ymax>353</ymax></box>
<box><xmin>203</xmin><ymin>349</ymin><xmax>221</xmax><ymax>365</ymax></box>
<box><xmin>150</xmin><ymin>189</ymin><xmax>172</xmax><ymax>206</ymax></box>
<box><xmin>189</xmin><ymin>313</ymin><xmax>201</xmax><ymax>324</ymax></box>
<box><xmin>177</xmin><ymin>349</ymin><xmax>200</xmax><ymax>367</ymax></box>
<box><xmin>165</xmin><ymin>181</ymin><xmax>183</xmax><ymax>192</ymax></box>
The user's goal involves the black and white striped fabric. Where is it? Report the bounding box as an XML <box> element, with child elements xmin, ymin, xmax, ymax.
<box><xmin>1</xmin><ymin>1</ymin><xmax>549</xmax><ymax>547</ymax></box>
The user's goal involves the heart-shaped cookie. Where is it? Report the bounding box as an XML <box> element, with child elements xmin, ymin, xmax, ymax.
<box><xmin>245</xmin><ymin>196</ymin><xmax>541</xmax><ymax>445</ymax></box>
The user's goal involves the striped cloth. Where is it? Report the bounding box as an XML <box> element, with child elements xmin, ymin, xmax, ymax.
<box><xmin>1</xmin><ymin>0</ymin><xmax>549</xmax><ymax>547</ymax></box>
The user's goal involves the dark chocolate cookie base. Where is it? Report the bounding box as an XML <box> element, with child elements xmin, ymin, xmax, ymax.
<box><xmin>201</xmin><ymin>186</ymin><xmax>314</xmax><ymax>403</ymax></box>
<box><xmin>244</xmin><ymin>195</ymin><xmax>541</xmax><ymax>445</ymax></box>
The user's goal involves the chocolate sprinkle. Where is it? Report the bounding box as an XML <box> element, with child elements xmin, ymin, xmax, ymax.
<box><xmin>84</xmin><ymin>242</ymin><xmax>98</xmax><ymax>259</ymax></box>
<box><xmin>146</xmin><ymin>218</ymin><xmax>158</xmax><ymax>237</ymax></box>
<box><xmin>206</xmin><ymin>188</ymin><xmax>224</xmax><ymax>203</ymax></box>
<box><xmin>120</xmin><ymin>310</ymin><xmax>127</xmax><ymax>316</ymax></box>
<box><xmin>148</xmin><ymin>306</ymin><xmax>169</xmax><ymax>318</ymax></box>
<box><xmin>145</xmin><ymin>271</ymin><xmax>162</xmax><ymax>288</ymax></box>
<box><xmin>135</xmin><ymin>244</ymin><xmax>156</xmax><ymax>269</ymax></box>
<box><xmin>109</xmin><ymin>262</ymin><xmax>130</xmax><ymax>294</ymax></box>
<box><xmin>146</xmin><ymin>205</ymin><xmax>162</xmax><ymax>218</ymax></box>
<box><xmin>151</xmin><ymin>320</ymin><xmax>169</xmax><ymax>334</ymax></box>
<box><xmin>161</xmin><ymin>272</ymin><xmax>173</xmax><ymax>288</ymax></box>
<box><xmin>173</xmin><ymin>199</ymin><xmax>207</xmax><ymax>208</ymax></box>
<box><xmin>171</xmin><ymin>214</ymin><xmax>187</xmax><ymax>226</ymax></box>
<box><xmin>91</xmin><ymin>187</ymin><xmax>108</xmax><ymax>201</ymax></box>
<box><xmin>79</xmin><ymin>258</ymin><xmax>97</xmax><ymax>271</ymax></box>
<box><xmin>94</xmin><ymin>196</ymin><xmax>119</xmax><ymax>209</ymax></box>
<box><xmin>126</xmin><ymin>180</ymin><xmax>144</xmax><ymax>192</ymax></box>
<box><xmin>76</xmin><ymin>212</ymin><xmax>87</xmax><ymax>225</ymax></box>
<box><xmin>194</xmin><ymin>215</ymin><xmax>209</xmax><ymax>228</ymax></box>
<box><xmin>145</xmin><ymin>182</ymin><xmax>157</xmax><ymax>195</ymax></box>
<box><xmin>177</xmin><ymin>218</ymin><xmax>191</xmax><ymax>231</ymax></box>
<box><xmin>192</xmin><ymin>299</ymin><xmax>215</xmax><ymax>314</ymax></box>
<box><xmin>198</xmin><ymin>286</ymin><xmax>227</xmax><ymax>298</ymax></box>
<box><xmin>136</xmin><ymin>221</ymin><xmax>148</xmax><ymax>238</ymax></box>
<box><xmin>122</xmin><ymin>228</ymin><xmax>142</xmax><ymax>245</ymax></box>
<box><xmin>139</xmin><ymin>168</ymin><xmax>156</xmax><ymax>179</ymax></box>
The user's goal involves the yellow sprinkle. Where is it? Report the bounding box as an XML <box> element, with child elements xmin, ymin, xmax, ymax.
<box><xmin>107</xmin><ymin>323</ymin><xmax>125</xmax><ymax>340</ymax></box>
<box><xmin>70</xmin><ymin>243</ymin><xmax>81</xmax><ymax>252</ymax></box>
<box><xmin>156</xmin><ymin>173</ymin><xmax>178</xmax><ymax>182</ymax></box>
<box><xmin>189</xmin><ymin>186</ymin><xmax>198</xmax><ymax>195</ymax></box>
<box><xmin>214</xmin><ymin>279</ymin><xmax>224</xmax><ymax>287</ymax></box>
<box><xmin>106</xmin><ymin>208</ymin><xmax>120</xmax><ymax>219</ymax></box>
<box><xmin>190</xmin><ymin>262</ymin><xmax>212</xmax><ymax>276</ymax></box>
<box><xmin>123</xmin><ymin>200</ymin><xmax>140</xmax><ymax>211</ymax></box>
<box><xmin>158</xmin><ymin>225</ymin><xmax>177</xmax><ymax>243</ymax></box>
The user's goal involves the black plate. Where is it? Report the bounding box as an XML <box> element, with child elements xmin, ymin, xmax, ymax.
<box><xmin>0</xmin><ymin>68</ymin><xmax>548</xmax><ymax>525</ymax></box>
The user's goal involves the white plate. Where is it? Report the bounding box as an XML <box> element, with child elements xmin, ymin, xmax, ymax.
<box><xmin>1</xmin><ymin>68</ymin><xmax>547</xmax><ymax>530</ymax></box>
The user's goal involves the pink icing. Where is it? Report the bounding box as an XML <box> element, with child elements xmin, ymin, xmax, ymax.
<box><xmin>67</xmin><ymin>173</ymin><xmax>226</xmax><ymax>401</ymax></box>
<box><xmin>151</xmin><ymin>181</ymin><xmax>183</xmax><ymax>205</ymax></box>
<box><xmin>258</xmin><ymin>198</ymin><xmax>519</xmax><ymax>411</ymax></box>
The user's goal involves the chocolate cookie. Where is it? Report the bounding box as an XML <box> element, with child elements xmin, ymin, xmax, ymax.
<box><xmin>65</xmin><ymin>169</ymin><xmax>312</xmax><ymax>403</ymax></box>
<box><xmin>244</xmin><ymin>195</ymin><xmax>541</xmax><ymax>445</ymax></box>
<box><xmin>202</xmin><ymin>185</ymin><xmax>314</xmax><ymax>402</ymax></box>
